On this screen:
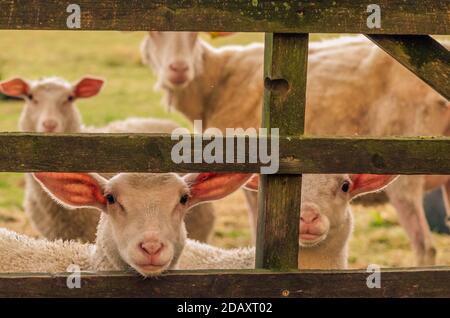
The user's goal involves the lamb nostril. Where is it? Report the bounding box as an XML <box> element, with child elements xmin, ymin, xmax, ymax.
<box><xmin>154</xmin><ymin>244</ymin><xmax>163</xmax><ymax>255</ymax></box>
<box><xmin>301</xmin><ymin>212</ymin><xmax>320</xmax><ymax>224</ymax></box>
<box><xmin>140</xmin><ymin>242</ymin><xmax>164</xmax><ymax>256</ymax></box>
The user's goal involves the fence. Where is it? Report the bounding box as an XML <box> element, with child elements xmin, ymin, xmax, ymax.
<box><xmin>0</xmin><ymin>0</ymin><xmax>449</xmax><ymax>297</ymax></box>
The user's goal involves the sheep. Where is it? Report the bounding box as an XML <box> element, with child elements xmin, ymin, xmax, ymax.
<box><xmin>304</xmin><ymin>36</ymin><xmax>450</xmax><ymax>266</ymax></box>
<box><xmin>141</xmin><ymin>32</ymin><xmax>450</xmax><ymax>266</ymax></box>
<box><xmin>177</xmin><ymin>174</ymin><xmax>397</xmax><ymax>270</ymax></box>
<box><xmin>140</xmin><ymin>32</ymin><xmax>263</xmax><ymax>130</ymax></box>
<box><xmin>0</xmin><ymin>172</ymin><xmax>251</xmax><ymax>274</ymax></box>
<box><xmin>0</xmin><ymin>76</ymin><xmax>215</xmax><ymax>243</ymax></box>
<box><xmin>0</xmin><ymin>172</ymin><xmax>395</xmax><ymax>273</ymax></box>
<box><xmin>0</xmin><ymin>77</ymin><xmax>105</xmax><ymax>242</ymax></box>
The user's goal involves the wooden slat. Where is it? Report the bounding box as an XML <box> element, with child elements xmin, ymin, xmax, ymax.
<box><xmin>367</xmin><ymin>35</ymin><xmax>450</xmax><ymax>100</ymax></box>
<box><xmin>0</xmin><ymin>133</ymin><xmax>449</xmax><ymax>174</ymax></box>
<box><xmin>0</xmin><ymin>0</ymin><xmax>449</xmax><ymax>34</ymax></box>
<box><xmin>255</xmin><ymin>33</ymin><xmax>308</xmax><ymax>270</ymax></box>
<box><xmin>1</xmin><ymin>268</ymin><xmax>450</xmax><ymax>298</ymax></box>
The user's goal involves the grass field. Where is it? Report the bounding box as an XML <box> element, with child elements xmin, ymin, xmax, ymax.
<box><xmin>0</xmin><ymin>31</ymin><xmax>449</xmax><ymax>269</ymax></box>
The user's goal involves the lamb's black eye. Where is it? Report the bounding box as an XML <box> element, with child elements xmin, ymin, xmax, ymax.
<box><xmin>67</xmin><ymin>95</ymin><xmax>74</xmax><ymax>102</ymax></box>
<box><xmin>28</xmin><ymin>94</ymin><xmax>33</xmax><ymax>100</ymax></box>
<box><xmin>341</xmin><ymin>181</ymin><xmax>350</xmax><ymax>193</ymax></box>
<box><xmin>179</xmin><ymin>194</ymin><xmax>189</xmax><ymax>205</ymax></box>
<box><xmin>106</xmin><ymin>194</ymin><xmax>115</xmax><ymax>204</ymax></box>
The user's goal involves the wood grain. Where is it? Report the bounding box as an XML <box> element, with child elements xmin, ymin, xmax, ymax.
<box><xmin>0</xmin><ymin>133</ymin><xmax>449</xmax><ymax>174</ymax></box>
<box><xmin>255</xmin><ymin>33</ymin><xmax>308</xmax><ymax>270</ymax></box>
<box><xmin>0</xmin><ymin>268</ymin><xmax>449</xmax><ymax>298</ymax></box>
<box><xmin>0</xmin><ymin>1</ymin><xmax>448</xmax><ymax>34</ymax></box>
<box><xmin>367</xmin><ymin>35</ymin><xmax>450</xmax><ymax>100</ymax></box>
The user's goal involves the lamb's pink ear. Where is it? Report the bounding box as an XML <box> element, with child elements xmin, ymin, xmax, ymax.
<box><xmin>33</xmin><ymin>172</ymin><xmax>107</xmax><ymax>211</ymax></box>
<box><xmin>349</xmin><ymin>174</ymin><xmax>398</xmax><ymax>198</ymax></box>
<box><xmin>243</xmin><ymin>174</ymin><xmax>259</xmax><ymax>192</ymax></box>
<box><xmin>73</xmin><ymin>77</ymin><xmax>104</xmax><ymax>98</ymax></box>
<box><xmin>183</xmin><ymin>173</ymin><xmax>252</xmax><ymax>207</ymax></box>
<box><xmin>0</xmin><ymin>78</ymin><xmax>29</xmax><ymax>97</ymax></box>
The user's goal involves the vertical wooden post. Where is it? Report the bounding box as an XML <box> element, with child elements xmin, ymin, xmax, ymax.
<box><xmin>256</xmin><ymin>33</ymin><xmax>309</xmax><ymax>270</ymax></box>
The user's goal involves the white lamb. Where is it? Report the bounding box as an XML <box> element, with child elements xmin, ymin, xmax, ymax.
<box><xmin>0</xmin><ymin>76</ymin><xmax>215</xmax><ymax>243</ymax></box>
<box><xmin>0</xmin><ymin>172</ymin><xmax>250</xmax><ymax>274</ymax></box>
<box><xmin>0</xmin><ymin>172</ymin><xmax>395</xmax><ymax>273</ymax></box>
<box><xmin>141</xmin><ymin>32</ymin><xmax>450</xmax><ymax>266</ymax></box>
<box><xmin>183</xmin><ymin>173</ymin><xmax>397</xmax><ymax>270</ymax></box>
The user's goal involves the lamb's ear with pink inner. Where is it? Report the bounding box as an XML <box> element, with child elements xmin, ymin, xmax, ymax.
<box><xmin>33</xmin><ymin>172</ymin><xmax>108</xmax><ymax>212</ymax></box>
<box><xmin>243</xmin><ymin>174</ymin><xmax>260</xmax><ymax>192</ymax></box>
<box><xmin>349</xmin><ymin>174</ymin><xmax>398</xmax><ymax>198</ymax></box>
<box><xmin>183</xmin><ymin>173</ymin><xmax>252</xmax><ymax>208</ymax></box>
<box><xmin>73</xmin><ymin>77</ymin><xmax>104</xmax><ymax>98</ymax></box>
<box><xmin>0</xmin><ymin>78</ymin><xmax>30</xmax><ymax>97</ymax></box>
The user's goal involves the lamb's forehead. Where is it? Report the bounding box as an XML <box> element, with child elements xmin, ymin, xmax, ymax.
<box><xmin>302</xmin><ymin>174</ymin><xmax>348</xmax><ymax>198</ymax></box>
<box><xmin>107</xmin><ymin>173</ymin><xmax>186</xmax><ymax>194</ymax></box>
<box><xmin>30</xmin><ymin>77</ymin><xmax>72</xmax><ymax>93</ymax></box>
<box><xmin>302</xmin><ymin>174</ymin><xmax>343</xmax><ymax>187</ymax></box>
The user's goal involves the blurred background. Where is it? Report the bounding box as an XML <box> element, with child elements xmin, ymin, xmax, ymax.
<box><xmin>0</xmin><ymin>31</ymin><xmax>449</xmax><ymax>268</ymax></box>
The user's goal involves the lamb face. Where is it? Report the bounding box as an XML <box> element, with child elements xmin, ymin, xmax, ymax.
<box><xmin>103</xmin><ymin>173</ymin><xmax>189</xmax><ymax>275</ymax></box>
<box><xmin>245</xmin><ymin>174</ymin><xmax>397</xmax><ymax>252</ymax></box>
<box><xmin>33</xmin><ymin>172</ymin><xmax>252</xmax><ymax>276</ymax></box>
<box><xmin>299</xmin><ymin>174</ymin><xmax>397</xmax><ymax>248</ymax></box>
<box><xmin>0</xmin><ymin>77</ymin><xmax>103</xmax><ymax>133</ymax></box>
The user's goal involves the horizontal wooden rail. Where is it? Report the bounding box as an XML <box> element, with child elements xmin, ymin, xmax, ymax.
<box><xmin>1</xmin><ymin>268</ymin><xmax>450</xmax><ymax>297</ymax></box>
<box><xmin>367</xmin><ymin>35</ymin><xmax>450</xmax><ymax>100</ymax></box>
<box><xmin>0</xmin><ymin>133</ymin><xmax>449</xmax><ymax>174</ymax></box>
<box><xmin>0</xmin><ymin>0</ymin><xmax>449</xmax><ymax>34</ymax></box>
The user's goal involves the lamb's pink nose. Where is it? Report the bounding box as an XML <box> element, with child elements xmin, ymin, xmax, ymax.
<box><xmin>169</xmin><ymin>61</ymin><xmax>189</xmax><ymax>73</ymax></box>
<box><xmin>300</xmin><ymin>209</ymin><xmax>320</xmax><ymax>225</ymax></box>
<box><xmin>42</xmin><ymin>120</ymin><xmax>58</xmax><ymax>132</ymax></box>
<box><xmin>140</xmin><ymin>241</ymin><xmax>164</xmax><ymax>256</ymax></box>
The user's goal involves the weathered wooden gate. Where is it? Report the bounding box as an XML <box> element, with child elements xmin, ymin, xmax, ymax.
<box><xmin>0</xmin><ymin>1</ymin><xmax>449</xmax><ymax>297</ymax></box>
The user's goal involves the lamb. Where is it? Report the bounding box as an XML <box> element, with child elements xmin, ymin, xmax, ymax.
<box><xmin>0</xmin><ymin>76</ymin><xmax>215</xmax><ymax>243</ymax></box>
<box><xmin>141</xmin><ymin>32</ymin><xmax>450</xmax><ymax>266</ymax></box>
<box><xmin>0</xmin><ymin>172</ymin><xmax>250</xmax><ymax>274</ymax></box>
<box><xmin>0</xmin><ymin>172</ymin><xmax>395</xmax><ymax>273</ymax></box>
<box><xmin>177</xmin><ymin>173</ymin><xmax>397</xmax><ymax>270</ymax></box>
